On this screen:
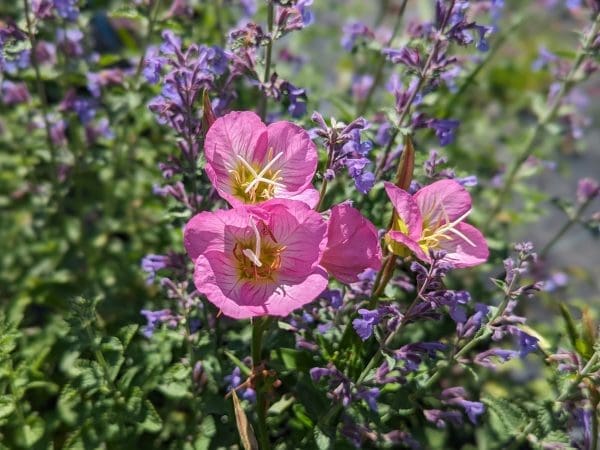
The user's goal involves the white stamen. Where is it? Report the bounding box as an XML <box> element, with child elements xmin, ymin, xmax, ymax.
<box><xmin>243</xmin><ymin>151</ymin><xmax>285</xmax><ymax>194</ymax></box>
<box><xmin>243</xmin><ymin>218</ymin><xmax>263</xmax><ymax>267</ymax></box>
<box><xmin>236</xmin><ymin>154</ymin><xmax>260</xmax><ymax>178</ymax></box>
<box><xmin>242</xmin><ymin>249</ymin><xmax>262</xmax><ymax>267</ymax></box>
<box><xmin>447</xmin><ymin>227</ymin><xmax>477</xmax><ymax>247</ymax></box>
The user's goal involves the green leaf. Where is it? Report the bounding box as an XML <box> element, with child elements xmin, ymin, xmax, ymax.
<box><xmin>117</xmin><ymin>324</ymin><xmax>139</xmax><ymax>350</ymax></box>
<box><xmin>140</xmin><ymin>400</ymin><xmax>163</xmax><ymax>433</ymax></box>
<box><xmin>0</xmin><ymin>395</ymin><xmax>15</xmax><ymax>419</ymax></box>
<box><xmin>272</xmin><ymin>348</ymin><xmax>313</xmax><ymax>371</ymax></box>
<box><xmin>314</xmin><ymin>428</ymin><xmax>332</xmax><ymax>450</ymax></box>
<box><xmin>109</xmin><ymin>5</ymin><xmax>142</xmax><ymax>20</ymax></box>
<box><xmin>16</xmin><ymin>414</ymin><xmax>44</xmax><ymax>448</ymax></box>
<box><xmin>559</xmin><ymin>303</ymin><xmax>579</xmax><ymax>351</ymax></box>
<box><xmin>58</xmin><ymin>383</ymin><xmax>80</xmax><ymax>426</ymax></box>
<box><xmin>483</xmin><ymin>397</ymin><xmax>527</xmax><ymax>441</ymax></box>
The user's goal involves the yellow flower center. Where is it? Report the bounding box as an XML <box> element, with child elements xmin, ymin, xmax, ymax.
<box><xmin>386</xmin><ymin>207</ymin><xmax>477</xmax><ymax>257</ymax></box>
<box><xmin>418</xmin><ymin>208</ymin><xmax>476</xmax><ymax>254</ymax></box>
<box><xmin>233</xmin><ymin>218</ymin><xmax>286</xmax><ymax>281</ymax></box>
<box><xmin>228</xmin><ymin>149</ymin><xmax>284</xmax><ymax>203</ymax></box>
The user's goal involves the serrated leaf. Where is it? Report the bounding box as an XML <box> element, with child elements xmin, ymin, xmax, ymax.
<box><xmin>58</xmin><ymin>383</ymin><xmax>80</xmax><ymax>425</ymax></box>
<box><xmin>109</xmin><ymin>6</ymin><xmax>142</xmax><ymax>19</ymax></box>
<box><xmin>483</xmin><ymin>397</ymin><xmax>527</xmax><ymax>440</ymax></box>
<box><xmin>140</xmin><ymin>400</ymin><xmax>162</xmax><ymax>433</ymax></box>
<box><xmin>231</xmin><ymin>390</ymin><xmax>259</xmax><ymax>450</ymax></box>
<box><xmin>117</xmin><ymin>324</ymin><xmax>139</xmax><ymax>350</ymax></box>
<box><xmin>314</xmin><ymin>428</ymin><xmax>332</xmax><ymax>449</ymax></box>
<box><xmin>16</xmin><ymin>414</ymin><xmax>44</xmax><ymax>448</ymax></box>
<box><xmin>0</xmin><ymin>395</ymin><xmax>15</xmax><ymax>419</ymax></box>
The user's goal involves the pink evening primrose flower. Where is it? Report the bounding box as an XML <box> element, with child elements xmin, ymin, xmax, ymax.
<box><xmin>184</xmin><ymin>199</ymin><xmax>328</xmax><ymax>319</ymax></box>
<box><xmin>204</xmin><ymin>111</ymin><xmax>319</xmax><ymax>208</ymax></box>
<box><xmin>321</xmin><ymin>203</ymin><xmax>382</xmax><ymax>283</ymax></box>
<box><xmin>384</xmin><ymin>180</ymin><xmax>489</xmax><ymax>268</ymax></box>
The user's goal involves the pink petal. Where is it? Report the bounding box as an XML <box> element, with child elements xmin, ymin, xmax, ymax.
<box><xmin>194</xmin><ymin>252</ymin><xmax>245</xmax><ymax>318</ymax></box>
<box><xmin>320</xmin><ymin>203</ymin><xmax>382</xmax><ymax>284</ymax></box>
<box><xmin>387</xmin><ymin>230</ymin><xmax>429</xmax><ymax>261</ymax></box>
<box><xmin>413</xmin><ymin>179</ymin><xmax>471</xmax><ymax>227</ymax></box>
<box><xmin>384</xmin><ymin>182</ymin><xmax>423</xmax><ymax>241</ymax></box>
<box><xmin>266</xmin><ymin>121</ymin><xmax>318</xmax><ymax>194</ymax></box>
<box><xmin>277</xmin><ymin>186</ymin><xmax>320</xmax><ymax>209</ymax></box>
<box><xmin>254</xmin><ymin>199</ymin><xmax>328</xmax><ymax>277</ymax></box>
<box><xmin>204</xmin><ymin>111</ymin><xmax>268</xmax><ymax>205</ymax></box>
<box><xmin>195</xmin><ymin>255</ymin><xmax>328</xmax><ymax>319</ymax></box>
<box><xmin>263</xmin><ymin>267</ymin><xmax>329</xmax><ymax>316</ymax></box>
<box><xmin>436</xmin><ymin>222</ymin><xmax>489</xmax><ymax>268</ymax></box>
<box><xmin>184</xmin><ymin>209</ymin><xmax>249</xmax><ymax>262</ymax></box>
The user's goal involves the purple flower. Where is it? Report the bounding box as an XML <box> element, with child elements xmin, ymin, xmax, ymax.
<box><xmin>341</xmin><ymin>22</ymin><xmax>374</xmax><ymax>51</ymax></box>
<box><xmin>281</xmin><ymin>81</ymin><xmax>307</xmax><ymax>118</ymax></box>
<box><xmin>35</xmin><ymin>41</ymin><xmax>57</xmax><ymax>66</ymax></box>
<box><xmin>239</xmin><ymin>0</ymin><xmax>257</xmax><ymax>17</ymax></box>
<box><xmin>56</xmin><ymin>28</ymin><xmax>84</xmax><ymax>57</ymax></box>
<box><xmin>517</xmin><ymin>330</ymin><xmax>539</xmax><ymax>358</ymax></box>
<box><xmin>394</xmin><ymin>342</ymin><xmax>446</xmax><ymax>371</ymax></box>
<box><xmin>225</xmin><ymin>366</ymin><xmax>256</xmax><ymax>402</ymax></box>
<box><xmin>86</xmin><ymin>69</ymin><xmax>125</xmax><ymax>97</ymax></box>
<box><xmin>424</xmin><ymin>409</ymin><xmax>463</xmax><ymax>428</ymax></box>
<box><xmin>351</xmin><ymin>75</ymin><xmax>374</xmax><ymax>102</ymax></box>
<box><xmin>53</xmin><ymin>0</ymin><xmax>79</xmax><ymax>21</ymax></box>
<box><xmin>320</xmin><ymin>289</ymin><xmax>343</xmax><ymax>309</ymax></box>
<box><xmin>576</xmin><ymin>177</ymin><xmax>599</xmax><ymax>203</ymax></box>
<box><xmin>474</xmin><ymin>348</ymin><xmax>518</xmax><ymax>368</ymax></box>
<box><xmin>32</xmin><ymin>0</ymin><xmax>54</xmax><ymax>19</ymax></box>
<box><xmin>85</xmin><ymin>117</ymin><xmax>114</xmax><ymax>144</ymax></box>
<box><xmin>354</xmin><ymin>171</ymin><xmax>375</xmax><ymax>194</ymax></box>
<box><xmin>383</xmin><ymin>47</ymin><xmax>421</xmax><ymax>71</ymax></box>
<box><xmin>140</xmin><ymin>309</ymin><xmax>178</xmax><ymax>337</ymax></box>
<box><xmin>1</xmin><ymin>81</ymin><xmax>30</xmax><ymax>105</ymax></box>
<box><xmin>427</xmin><ymin>118</ymin><xmax>460</xmax><ymax>146</ymax></box>
<box><xmin>352</xmin><ymin>308</ymin><xmax>382</xmax><ymax>341</ymax></box>
<box><xmin>356</xmin><ymin>387</ymin><xmax>380</xmax><ymax>412</ymax></box>
<box><xmin>458</xmin><ymin>400</ymin><xmax>485</xmax><ymax>424</ymax></box>
<box><xmin>141</xmin><ymin>253</ymin><xmax>185</xmax><ymax>284</ymax></box>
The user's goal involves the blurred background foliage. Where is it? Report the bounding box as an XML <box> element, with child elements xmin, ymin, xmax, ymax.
<box><xmin>0</xmin><ymin>0</ymin><xmax>599</xmax><ymax>448</ymax></box>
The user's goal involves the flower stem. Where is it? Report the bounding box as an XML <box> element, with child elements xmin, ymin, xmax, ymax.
<box><xmin>443</xmin><ymin>14</ymin><xmax>524</xmax><ymax>118</ymax></box>
<box><xmin>134</xmin><ymin>0</ymin><xmax>163</xmax><ymax>81</ymax></box>
<box><xmin>421</xmin><ymin>263</ymin><xmax>522</xmax><ymax>391</ymax></box>
<box><xmin>23</xmin><ymin>0</ymin><xmax>57</xmax><ymax>179</ymax></box>
<box><xmin>507</xmin><ymin>350</ymin><xmax>600</xmax><ymax>449</ymax></box>
<box><xmin>356</xmin><ymin>0</ymin><xmax>408</xmax><ymax>117</ymax></box>
<box><xmin>317</xmin><ymin>142</ymin><xmax>335</xmax><ymax>211</ymax></box>
<box><xmin>251</xmin><ymin>317</ymin><xmax>270</xmax><ymax>450</ymax></box>
<box><xmin>484</xmin><ymin>12</ymin><xmax>600</xmax><ymax>230</ymax></box>
<box><xmin>375</xmin><ymin>0</ymin><xmax>457</xmax><ymax>177</ymax></box>
<box><xmin>540</xmin><ymin>197</ymin><xmax>595</xmax><ymax>259</ymax></box>
<box><xmin>259</xmin><ymin>1</ymin><xmax>275</xmax><ymax>122</ymax></box>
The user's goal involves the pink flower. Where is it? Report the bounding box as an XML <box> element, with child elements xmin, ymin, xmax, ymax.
<box><xmin>184</xmin><ymin>199</ymin><xmax>328</xmax><ymax>319</ymax></box>
<box><xmin>321</xmin><ymin>203</ymin><xmax>382</xmax><ymax>283</ymax></box>
<box><xmin>384</xmin><ymin>180</ymin><xmax>488</xmax><ymax>268</ymax></box>
<box><xmin>204</xmin><ymin>111</ymin><xmax>319</xmax><ymax>208</ymax></box>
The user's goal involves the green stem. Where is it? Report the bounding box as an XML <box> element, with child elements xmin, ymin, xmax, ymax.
<box><xmin>316</xmin><ymin>142</ymin><xmax>335</xmax><ymax>211</ymax></box>
<box><xmin>134</xmin><ymin>0</ymin><xmax>163</xmax><ymax>81</ymax></box>
<box><xmin>356</xmin><ymin>0</ymin><xmax>408</xmax><ymax>117</ymax></box>
<box><xmin>23</xmin><ymin>0</ymin><xmax>57</xmax><ymax>179</ymax></box>
<box><xmin>443</xmin><ymin>15</ymin><xmax>524</xmax><ymax>118</ymax></box>
<box><xmin>252</xmin><ymin>318</ymin><xmax>270</xmax><ymax>450</ymax></box>
<box><xmin>375</xmin><ymin>0</ymin><xmax>457</xmax><ymax>177</ymax></box>
<box><xmin>540</xmin><ymin>197</ymin><xmax>594</xmax><ymax>258</ymax></box>
<box><xmin>484</xmin><ymin>12</ymin><xmax>600</xmax><ymax>230</ymax></box>
<box><xmin>421</xmin><ymin>261</ymin><xmax>521</xmax><ymax>391</ymax></box>
<box><xmin>508</xmin><ymin>350</ymin><xmax>600</xmax><ymax>449</ymax></box>
<box><xmin>259</xmin><ymin>1</ymin><xmax>275</xmax><ymax>121</ymax></box>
